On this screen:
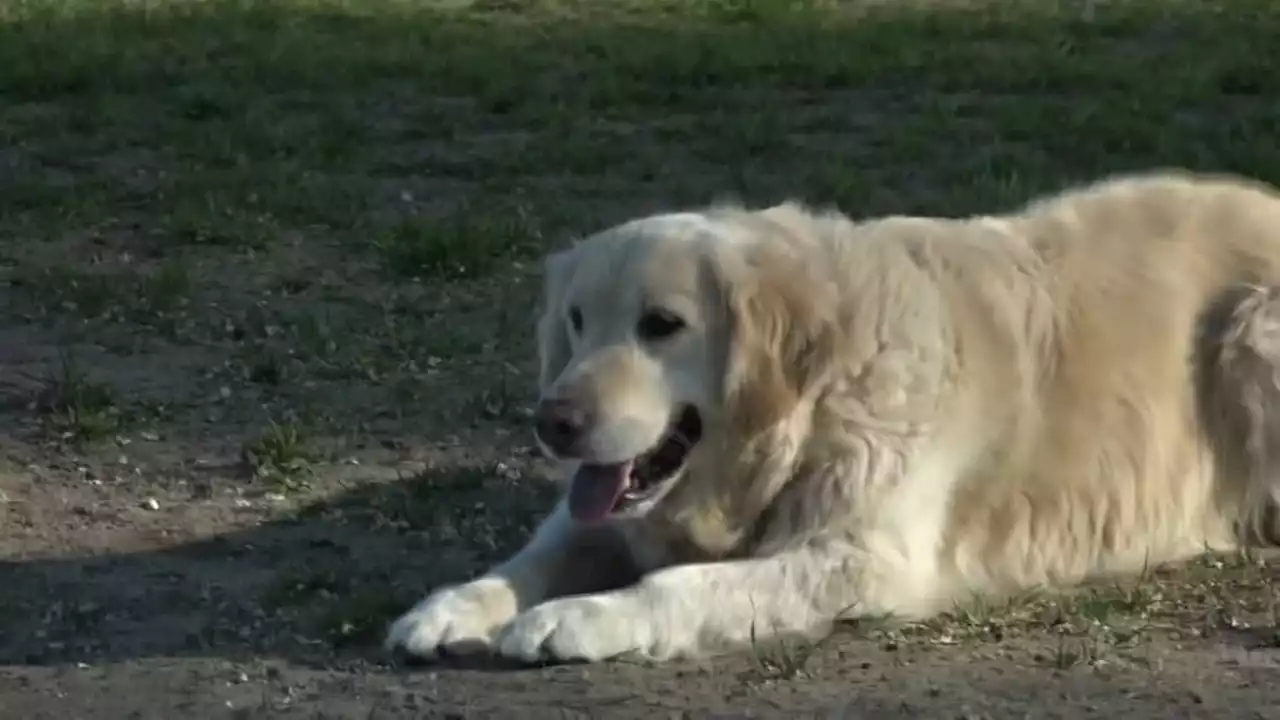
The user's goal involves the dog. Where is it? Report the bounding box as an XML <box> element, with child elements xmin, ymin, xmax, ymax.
<box><xmin>384</xmin><ymin>169</ymin><xmax>1280</xmax><ymax>665</ymax></box>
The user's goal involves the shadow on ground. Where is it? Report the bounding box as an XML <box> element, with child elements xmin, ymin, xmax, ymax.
<box><xmin>0</xmin><ymin>451</ymin><xmax>562</xmax><ymax>668</ymax></box>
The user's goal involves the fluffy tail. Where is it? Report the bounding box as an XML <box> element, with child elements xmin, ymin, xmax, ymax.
<box><xmin>1197</xmin><ymin>283</ymin><xmax>1280</xmax><ymax>546</ymax></box>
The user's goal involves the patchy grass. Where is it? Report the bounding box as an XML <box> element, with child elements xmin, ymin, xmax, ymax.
<box><xmin>850</xmin><ymin>549</ymin><xmax>1280</xmax><ymax>670</ymax></box>
<box><xmin>373</xmin><ymin>200</ymin><xmax>544</xmax><ymax>281</ymax></box>
<box><xmin>241</xmin><ymin>420</ymin><xmax>318</xmax><ymax>493</ymax></box>
<box><xmin>28</xmin><ymin>351</ymin><xmax>124</xmax><ymax>444</ymax></box>
<box><xmin>746</xmin><ymin>623</ymin><xmax>833</xmax><ymax>682</ymax></box>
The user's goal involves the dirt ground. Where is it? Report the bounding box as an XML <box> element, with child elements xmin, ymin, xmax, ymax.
<box><xmin>3</xmin><ymin>322</ymin><xmax>1279</xmax><ymax>719</ymax></box>
<box><xmin>3</xmin><ymin>0</ymin><xmax>1280</xmax><ymax>717</ymax></box>
<box><xmin>2</xmin><ymin>330</ymin><xmax>1279</xmax><ymax>719</ymax></box>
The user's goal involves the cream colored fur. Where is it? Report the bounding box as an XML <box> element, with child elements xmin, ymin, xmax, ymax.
<box><xmin>385</xmin><ymin>169</ymin><xmax>1280</xmax><ymax>664</ymax></box>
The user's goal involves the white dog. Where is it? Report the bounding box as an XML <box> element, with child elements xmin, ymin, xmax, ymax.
<box><xmin>385</xmin><ymin>169</ymin><xmax>1280</xmax><ymax>664</ymax></box>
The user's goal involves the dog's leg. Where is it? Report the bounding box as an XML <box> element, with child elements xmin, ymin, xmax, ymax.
<box><xmin>384</xmin><ymin>497</ymin><xmax>639</xmax><ymax>660</ymax></box>
<box><xmin>494</xmin><ymin>536</ymin><xmax>877</xmax><ymax>663</ymax></box>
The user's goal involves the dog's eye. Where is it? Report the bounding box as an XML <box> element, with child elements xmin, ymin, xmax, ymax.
<box><xmin>568</xmin><ymin>306</ymin><xmax>584</xmax><ymax>334</ymax></box>
<box><xmin>637</xmin><ymin>309</ymin><xmax>686</xmax><ymax>341</ymax></box>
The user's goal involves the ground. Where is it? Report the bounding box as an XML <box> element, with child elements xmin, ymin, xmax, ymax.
<box><xmin>1</xmin><ymin>0</ymin><xmax>1279</xmax><ymax>716</ymax></box>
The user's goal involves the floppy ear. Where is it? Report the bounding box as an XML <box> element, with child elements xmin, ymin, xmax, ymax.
<box><xmin>717</xmin><ymin>238</ymin><xmax>838</xmax><ymax>438</ymax></box>
<box><xmin>535</xmin><ymin>246</ymin><xmax>579</xmax><ymax>392</ymax></box>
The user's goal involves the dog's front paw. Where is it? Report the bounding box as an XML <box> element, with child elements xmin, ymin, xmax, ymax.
<box><xmin>495</xmin><ymin>593</ymin><xmax>653</xmax><ymax>664</ymax></box>
<box><xmin>384</xmin><ymin>578</ymin><xmax>518</xmax><ymax>660</ymax></box>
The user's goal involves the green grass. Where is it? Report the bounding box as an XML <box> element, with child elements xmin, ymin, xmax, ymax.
<box><xmin>5</xmin><ymin>0</ymin><xmax>1280</xmax><ymax>322</ymax></box>
<box><xmin>5</xmin><ymin>0</ymin><xmax>1280</xmax><ymax>252</ymax></box>
<box><xmin>241</xmin><ymin>419</ymin><xmax>318</xmax><ymax>492</ymax></box>
<box><xmin>30</xmin><ymin>351</ymin><xmax>124</xmax><ymax>443</ymax></box>
<box><xmin>371</xmin><ymin>196</ymin><xmax>547</xmax><ymax>280</ymax></box>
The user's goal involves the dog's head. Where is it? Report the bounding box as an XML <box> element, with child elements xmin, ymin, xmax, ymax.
<box><xmin>532</xmin><ymin>205</ymin><xmax>838</xmax><ymax>525</ymax></box>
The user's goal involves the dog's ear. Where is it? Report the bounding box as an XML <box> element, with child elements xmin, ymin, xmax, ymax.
<box><xmin>535</xmin><ymin>246</ymin><xmax>579</xmax><ymax>392</ymax></box>
<box><xmin>717</xmin><ymin>237</ymin><xmax>838</xmax><ymax>438</ymax></box>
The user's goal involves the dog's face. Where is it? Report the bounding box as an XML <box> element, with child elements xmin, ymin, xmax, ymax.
<box><xmin>533</xmin><ymin>214</ymin><xmax>720</xmax><ymax>524</ymax></box>
<box><xmin>533</xmin><ymin>207</ymin><xmax>836</xmax><ymax>525</ymax></box>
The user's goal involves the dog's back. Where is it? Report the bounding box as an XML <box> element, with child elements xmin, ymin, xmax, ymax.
<box><xmin>934</xmin><ymin>171</ymin><xmax>1280</xmax><ymax>600</ymax></box>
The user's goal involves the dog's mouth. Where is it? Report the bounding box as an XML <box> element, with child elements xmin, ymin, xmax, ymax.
<box><xmin>567</xmin><ymin>405</ymin><xmax>703</xmax><ymax>524</ymax></box>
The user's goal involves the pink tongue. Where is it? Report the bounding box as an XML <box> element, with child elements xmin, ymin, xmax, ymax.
<box><xmin>568</xmin><ymin>461</ymin><xmax>632</xmax><ymax>523</ymax></box>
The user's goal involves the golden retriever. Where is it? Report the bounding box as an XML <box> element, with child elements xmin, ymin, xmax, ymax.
<box><xmin>384</xmin><ymin>169</ymin><xmax>1280</xmax><ymax>664</ymax></box>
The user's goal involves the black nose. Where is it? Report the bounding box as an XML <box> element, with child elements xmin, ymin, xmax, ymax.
<box><xmin>534</xmin><ymin>397</ymin><xmax>589</xmax><ymax>457</ymax></box>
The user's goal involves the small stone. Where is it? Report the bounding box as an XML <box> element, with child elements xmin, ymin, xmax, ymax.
<box><xmin>142</xmin><ymin>497</ymin><xmax>160</xmax><ymax>511</ymax></box>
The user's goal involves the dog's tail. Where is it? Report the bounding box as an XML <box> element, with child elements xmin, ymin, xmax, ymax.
<box><xmin>1197</xmin><ymin>283</ymin><xmax>1280</xmax><ymax>546</ymax></box>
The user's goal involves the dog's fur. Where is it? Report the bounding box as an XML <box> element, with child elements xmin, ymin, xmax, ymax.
<box><xmin>385</xmin><ymin>169</ymin><xmax>1280</xmax><ymax>664</ymax></box>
